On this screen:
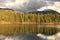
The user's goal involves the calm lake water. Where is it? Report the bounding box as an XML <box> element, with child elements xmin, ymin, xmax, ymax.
<box><xmin>0</xmin><ymin>24</ymin><xmax>60</xmax><ymax>40</ymax></box>
<box><xmin>0</xmin><ymin>32</ymin><xmax>59</xmax><ymax>40</ymax></box>
<box><xmin>0</xmin><ymin>24</ymin><xmax>59</xmax><ymax>35</ymax></box>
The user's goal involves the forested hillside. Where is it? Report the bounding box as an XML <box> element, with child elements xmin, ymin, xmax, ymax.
<box><xmin>0</xmin><ymin>9</ymin><xmax>59</xmax><ymax>35</ymax></box>
<box><xmin>0</xmin><ymin>9</ymin><xmax>60</xmax><ymax>24</ymax></box>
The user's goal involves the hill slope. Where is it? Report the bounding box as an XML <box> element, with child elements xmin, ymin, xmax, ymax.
<box><xmin>0</xmin><ymin>9</ymin><xmax>60</xmax><ymax>24</ymax></box>
<box><xmin>0</xmin><ymin>9</ymin><xmax>59</xmax><ymax>35</ymax></box>
<box><xmin>29</xmin><ymin>9</ymin><xmax>59</xmax><ymax>14</ymax></box>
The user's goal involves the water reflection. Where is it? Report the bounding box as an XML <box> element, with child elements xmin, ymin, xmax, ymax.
<box><xmin>20</xmin><ymin>24</ymin><xmax>60</xmax><ymax>35</ymax></box>
<box><xmin>0</xmin><ymin>32</ymin><xmax>59</xmax><ymax>40</ymax></box>
<box><xmin>0</xmin><ymin>34</ymin><xmax>46</xmax><ymax>40</ymax></box>
<box><xmin>0</xmin><ymin>24</ymin><xmax>59</xmax><ymax>35</ymax></box>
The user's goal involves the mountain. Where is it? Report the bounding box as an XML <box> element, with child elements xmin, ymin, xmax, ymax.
<box><xmin>0</xmin><ymin>8</ymin><xmax>59</xmax><ymax>14</ymax></box>
<box><xmin>28</xmin><ymin>9</ymin><xmax>59</xmax><ymax>14</ymax></box>
<box><xmin>41</xmin><ymin>9</ymin><xmax>59</xmax><ymax>13</ymax></box>
<box><xmin>0</xmin><ymin>8</ymin><xmax>14</xmax><ymax>11</ymax></box>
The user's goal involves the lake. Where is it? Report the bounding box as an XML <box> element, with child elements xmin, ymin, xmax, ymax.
<box><xmin>0</xmin><ymin>24</ymin><xmax>59</xmax><ymax>35</ymax></box>
<box><xmin>0</xmin><ymin>24</ymin><xmax>59</xmax><ymax>40</ymax></box>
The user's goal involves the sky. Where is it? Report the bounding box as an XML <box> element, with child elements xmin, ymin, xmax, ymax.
<box><xmin>0</xmin><ymin>0</ymin><xmax>60</xmax><ymax>12</ymax></box>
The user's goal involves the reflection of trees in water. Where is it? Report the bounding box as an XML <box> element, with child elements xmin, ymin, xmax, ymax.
<box><xmin>0</xmin><ymin>24</ymin><xmax>58</xmax><ymax>35</ymax></box>
<box><xmin>39</xmin><ymin>24</ymin><xmax>58</xmax><ymax>35</ymax></box>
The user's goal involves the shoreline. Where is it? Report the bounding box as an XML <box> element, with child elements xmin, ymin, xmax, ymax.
<box><xmin>0</xmin><ymin>21</ymin><xmax>60</xmax><ymax>24</ymax></box>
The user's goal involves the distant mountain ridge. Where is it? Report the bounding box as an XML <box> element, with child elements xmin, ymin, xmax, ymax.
<box><xmin>29</xmin><ymin>9</ymin><xmax>59</xmax><ymax>14</ymax></box>
<box><xmin>0</xmin><ymin>8</ymin><xmax>14</xmax><ymax>11</ymax></box>
<box><xmin>0</xmin><ymin>8</ymin><xmax>59</xmax><ymax>14</ymax></box>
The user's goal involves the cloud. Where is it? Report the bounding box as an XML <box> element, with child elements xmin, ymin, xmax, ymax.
<box><xmin>0</xmin><ymin>0</ymin><xmax>4</xmax><ymax>2</ymax></box>
<box><xmin>47</xmin><ymin>0</ymin><xmax>60</xmax><ymax>2</ymax></box>
<box><xmin>0</xmin><ymin>0</ymin><xmax>60</xmax><ymax>12</ymax></box>
<box><xmin>0</xmin><ymin>0</ymin><xmax>15</xmax><ymax>8</ymax></box>
<box><xmin>5</xmin><ymin>0</ymin><xmax>47</xmax><ymax>12</ymax></box>
<box><xmin>38</xmin><ymin>2</ymin><xmax>60</xmax><ymax>13</ymax></box>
